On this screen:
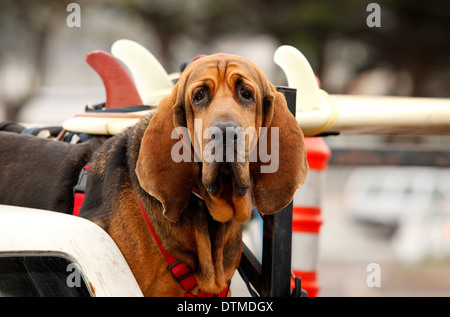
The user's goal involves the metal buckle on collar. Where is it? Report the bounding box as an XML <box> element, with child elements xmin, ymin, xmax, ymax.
<box><xmin>168</xmin><ymin>260</ymin><xmax>193</xmax><ymax>282</ymax></box>
<box><xmin>168</xmin><ymin>260</ymin><xmax>198</xmax><ymax>294</ymax></box>
<box><xmin>73</xmin><ymin>164</ymin><xmax>90</xmax><ymax>196</ymax></box>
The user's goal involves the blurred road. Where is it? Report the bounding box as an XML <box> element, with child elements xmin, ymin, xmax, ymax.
<box><xmin>318</xmin><ymin>167</ymin><xmax>450</xmax><ymax>297</ymax></box>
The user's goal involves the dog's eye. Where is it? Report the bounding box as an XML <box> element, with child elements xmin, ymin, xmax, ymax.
<box><xmin>194</xmin><ymin>89</ymin><xmax>206</xmax><ymax>103</ymax></box>
<box><xmin>240</xmin><ymin>87</ymin><xmax>253</xmax><ymax>101</ymax></box>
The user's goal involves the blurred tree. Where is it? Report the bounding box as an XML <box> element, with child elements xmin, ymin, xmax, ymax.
<box><xmin>0</xmin><ymin>0</ymin><xmax>67</xmax><ymax>121</ymax></box>
<box><xmin>117</xmin><ymin>0</ymin><xmax>202</xmax><ymax>68</ymax></box>
<box><xmin>367</xmin><ymin>1</ymin><xmax>449</xmax><ymax>96</ymax></box>
<box><xmin>120</xmin><ymin>0</ymin><xmax>449</xmax><ymax>97</ymax></box>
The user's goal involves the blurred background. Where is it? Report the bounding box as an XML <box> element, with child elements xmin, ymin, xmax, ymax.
<box><xmin>0</xmin><ymin>0</ymin><xmax>449</xmax><ymax>296</ymax></box>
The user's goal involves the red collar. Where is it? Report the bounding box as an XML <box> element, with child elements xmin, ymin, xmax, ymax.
<box><xmin>139</xmin><ymin>201</ymin><xmax>230</xmax><ymax>297</ymax></box>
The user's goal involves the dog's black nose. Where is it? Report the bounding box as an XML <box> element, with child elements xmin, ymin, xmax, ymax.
<box><xmin>206</xmin><ymin>121</ymin><xmax>244</xmax><ymax>164</ymax></box>
<box><xmin>213</xmin><ymin>121</ymin><xmax>241</xmax><ymax>146</ymax></box>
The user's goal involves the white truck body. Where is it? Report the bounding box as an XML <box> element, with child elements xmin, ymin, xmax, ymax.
<box><xmin>0</xmin><ymin>204</ymin><xmax>143</xmax><ymax>297</ymax></box>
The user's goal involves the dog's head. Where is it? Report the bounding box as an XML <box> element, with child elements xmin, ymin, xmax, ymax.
<box><xmin>136</xmin><ymin>54</ymin><xmax>308</xmax><ymax>223</ymax></box>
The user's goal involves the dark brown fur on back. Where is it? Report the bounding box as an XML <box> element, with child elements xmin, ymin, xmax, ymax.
<box><xmin>0</xmin><ymin>131</ymin><xmax>104</xmax><ymax>213</ymax></box>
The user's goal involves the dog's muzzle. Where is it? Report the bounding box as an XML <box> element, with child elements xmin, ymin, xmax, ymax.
<box><xmin>202</xmin><ymin>121</ymin><xmax>250</xmax><ymax>198</ymax></box>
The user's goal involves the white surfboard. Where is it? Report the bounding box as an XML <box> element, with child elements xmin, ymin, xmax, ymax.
<box><xmin>111</xmin><ymin>39</ymin><xmax>174</xmax><ymax>105</ymax></box>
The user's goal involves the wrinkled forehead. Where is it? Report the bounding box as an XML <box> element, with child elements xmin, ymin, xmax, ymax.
<box><xmin>183</xmin><ymin>54</ymin><xmax>263</xmax><ymax>89</ymax></box>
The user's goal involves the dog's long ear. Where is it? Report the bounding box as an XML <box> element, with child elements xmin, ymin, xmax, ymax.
<box><xmin>251</xmin><ymin>81</ymin><xmax>308</xmax><ymax>215</ymax></box>
<box><xmin>135</xmin><ymin>82</ymin><xmax>198</xmax><ymax>222</ymax></box>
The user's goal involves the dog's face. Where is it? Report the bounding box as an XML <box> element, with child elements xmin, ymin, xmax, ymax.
<box><xmin>136</xmin><ymin>53</ymin><xmax>308</xmax><ymax>223</ymax></box>
<box><xmin>175</xmin><ymin>54</ymin><xmax>274</xmax><ymax>222</ymax></box>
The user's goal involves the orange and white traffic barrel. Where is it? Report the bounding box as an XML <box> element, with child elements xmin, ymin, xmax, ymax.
<box><xmin>291</xmin><ymin>137</ymin><xmax>331</xmax><ymax>297</ymax></box>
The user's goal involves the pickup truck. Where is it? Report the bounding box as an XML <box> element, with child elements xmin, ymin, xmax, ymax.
<box><xmin>0</xmin><ymin>204</ymin><xmax>144</xmax><ymax>297</ymax></box>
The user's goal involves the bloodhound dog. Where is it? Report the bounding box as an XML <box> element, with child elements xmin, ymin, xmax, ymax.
<box><xmin>0</xmin><ymin>53</ymin><xmax>308</xmax><ymax>296</ymax></box>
